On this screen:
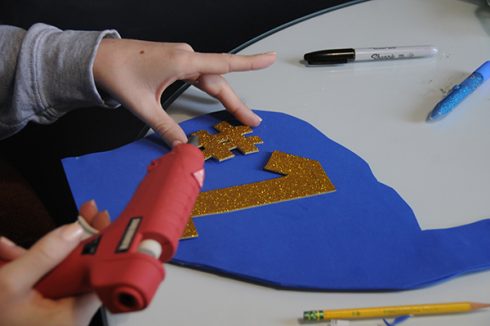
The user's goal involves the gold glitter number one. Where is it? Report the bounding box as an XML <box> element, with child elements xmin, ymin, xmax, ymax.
<box><xmin>182</xmin><ymin>150</ymin><xmax>335</xmax><ymax>239</ymax></box>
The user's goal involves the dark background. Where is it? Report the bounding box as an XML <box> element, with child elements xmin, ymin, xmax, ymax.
<box><xmin>1</xmin><ymin>1</ymin><xmax>348</xmax><ymax>52</ymax></box>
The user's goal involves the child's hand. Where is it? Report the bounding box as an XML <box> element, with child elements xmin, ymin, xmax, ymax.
<box><xmin>93</xmin><ymin>39</ymin><xmax>276</xmax><ymax>146</ymax></box>
<box><xmin>0</xmin><ymin>200</ymin><xmax>109</xmax><ymax>326</ymax></box>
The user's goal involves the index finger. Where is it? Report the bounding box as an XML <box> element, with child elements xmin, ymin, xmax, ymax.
<box><xmin>190</xmin><ymin>51</ymin><xmax>276</xmax><ymax>76</ymax></box>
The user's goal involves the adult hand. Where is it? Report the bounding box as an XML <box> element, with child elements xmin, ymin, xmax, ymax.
<box><xmin>93</xmin><ymin>39</ymin><xmax>276</xmax><ymax>146</ymax></box>
<box><xmin>0</xmin><ymin>200</ymin><xmax>110</xmax><ymax>326</ymax></box>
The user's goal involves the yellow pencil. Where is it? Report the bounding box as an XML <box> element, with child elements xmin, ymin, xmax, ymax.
<box><xmin>303</xmin><ymin>301</ymin><xmax>490</xmax><ymax>321</ymax></box>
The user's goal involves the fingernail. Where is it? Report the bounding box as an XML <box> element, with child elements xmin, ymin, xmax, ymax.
<box><xmin>0</xmin><ymin>236</ymin><xmax>16</xmax><ymax>247</ymax></box>
<box><xmin>88</xmin><ymin>199</ymin><xmax>97</xmax><ymax>209</ymax></box>
<box><xmin>255</xmin><ymin>113</ymin><xmax>263</xmax><ymax>123</ymax></box>
<box><xmin>172</xmin><ymin>140</ymin><xmax>183</xmax><ymax>147</ymax></box>
<box><xmin>60</xmin><ymin>222</ymin><xmax>85</xmax><ymax>241</ymax></box>
<box><xmin>77</xmin><ymin>216</ymin><xmax>99</xmax><ymax>236</ymax></box>
<box><xmin>102</xmin><ymin>209</ymin><xmax>111</xmax><ymax>220</ymax></box>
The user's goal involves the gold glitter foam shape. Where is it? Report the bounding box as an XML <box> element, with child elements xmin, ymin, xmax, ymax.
<box><xmin>192</xmin><ymin>121</ymin><xmax>263</xmax><ymax>162</ymax></box>
<box><xmin>191</xmin><ymin>150</ymin><xmax>335</xmax><ymax>217</ymax></box>
<box><xmin>181</xmin><ymin>151</ymin><xmax>335</xmax><ymax>238</ymax></box>
<box><xmin>181</xmin><ymin>218</ymin><xmax>198</xmax><ymax>239</ymax></box>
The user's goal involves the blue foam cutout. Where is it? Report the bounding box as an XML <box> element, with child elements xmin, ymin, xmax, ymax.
<box><xmin>62</xmin><ymin>110</ymin><xmax>490</xmax><ymax>290</ymax></box>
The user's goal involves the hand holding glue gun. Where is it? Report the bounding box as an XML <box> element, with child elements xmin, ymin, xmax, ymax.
<box><xmin>0</xmin><ymin>201</ymin><xmax>110</xmax><ymax>326</ymax></box>
<box><xmin>0</xmin><ymin>142</ymin><xmax>205</xmax><ymax>318</ymax></box>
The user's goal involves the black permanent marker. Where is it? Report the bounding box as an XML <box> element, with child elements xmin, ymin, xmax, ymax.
<box><xmin>304</xmin><ymin>45</ymin><xmax>438</xmax><ymax>65</ymax></box>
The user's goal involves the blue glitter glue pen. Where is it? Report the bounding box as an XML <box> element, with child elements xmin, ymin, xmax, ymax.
<box><xmin>427</xmin><ymin>61</ymin><xmax>490</xmax><ymax>121</ymax></box>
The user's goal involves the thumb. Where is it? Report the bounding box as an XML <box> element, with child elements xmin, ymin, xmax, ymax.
<box><xmin>0</xmin><ymin>222</ymin><xmax>85</xmax><ymax>294</ymax></box>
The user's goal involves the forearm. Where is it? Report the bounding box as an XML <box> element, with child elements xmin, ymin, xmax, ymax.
<box><xmin>0</xmin><ymin>23</ymin><xmax>121</xmax><ymax>140</ymax></box>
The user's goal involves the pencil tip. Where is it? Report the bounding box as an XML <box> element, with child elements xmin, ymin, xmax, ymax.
<box><xmin>470</xmin><ymin>302</ymin><xmax>490</xmax><ymax>310</ymax></box>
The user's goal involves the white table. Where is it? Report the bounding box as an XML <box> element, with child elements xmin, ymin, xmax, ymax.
<box><xmin>107</xmin><ymin>0</ymin><xmax>490</xmax><ymax>325</ymax></box>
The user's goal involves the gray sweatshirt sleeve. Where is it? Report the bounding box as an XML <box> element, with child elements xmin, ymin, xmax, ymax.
<box><xmin>0</xmin><ymin>23</ymin><xmax>121</xmax><ymax>140</ymax></box>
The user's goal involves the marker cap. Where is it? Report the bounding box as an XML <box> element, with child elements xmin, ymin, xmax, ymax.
<box><xmin>304</xmin><ymin>48</ymin><xmax>355</xmax><ymax>65</ymax></box>
<box><xmin>476</xmin><ymin>61</ymin><xmax>490</xmax><ymax>81</ymax></box>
